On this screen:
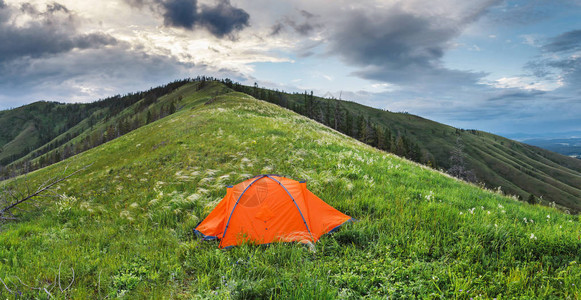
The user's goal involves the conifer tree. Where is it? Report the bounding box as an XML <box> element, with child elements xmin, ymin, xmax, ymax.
<box><xmin>146</xmin><ymin>110</ymin><xmax>152</xmax><ymax>124</ymax></box>
<box><xmin>527</xmin><ymin>194</ymin><xmax>536</xmax><ymax>205</ymax></box>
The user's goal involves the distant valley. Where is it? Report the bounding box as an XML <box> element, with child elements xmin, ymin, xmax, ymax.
<box><xmin>522</xmin><ymin>138</ymin><xmax>581</xmax><ymax>159</ymax></box>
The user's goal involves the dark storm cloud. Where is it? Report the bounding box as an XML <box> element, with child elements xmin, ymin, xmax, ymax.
<box><xmin>543</xmin><ymin>29</ymin><xmax>581</xmax><ymax>53</ymax></box>
<box><xmin>327</xmin><ymin>7</ymin><xmax>487</xmax><ymax>86</ymax></box>
<box><xmin>270</xmin><ymin>22</ymin><xmax>283</xmax><ymax>36</ymax></box>
<box><xmin>525</xmin><ymin>60</ymin><xmax>553</xmax><ymax>78</ymax></box>
<box><xmin>44</xmin><ymin>2</ymin><xmax>70</xmax><ymax>13</ymax></box>
<box><xmin>126</xmin><ymin>0</ymin><xmax>249</xmax><ymax>38</ymax></box>
<box><xmin>198</xmin><ymin>0</ymin><xmax>250</xmax><ymax>37</ymax></box>
<box><xmin>0</xmin><ymin>2</ymin><xmax>117</xmax><ymax>63</ymax></box>
<box><xmin>551</xmin><ymin>56</ymin><xmax>581</xmax><ymax>89</ymax></box>
<box><xmin>486</xmin><ymin>90</ymin><xmax>546</xmax><ymax>102</ymax></box>
<box><xmin>160</xmin><ymin>0</ymin><xmax>198</xmax><ymax>29</ymax></box>
<box><xmin>0</xmin><ymin>46</ymin><xmax>192</xmax><ymax>91</ymax></box>
<box><xmin>330</xmin><ymin>10</ymin><xmax>450</xmax><ymax>68</ymax></box>
<box><xmin>124</xmin><ymin>0</ymin><xmax>147</xmax><ymax>8</ymax></box>
<box><xmin>0</xmin><ymin>42</ymin><xmax>246</xmax><ymax>110</ymax></box>
<box><xmin>526</xmin><ymin>30</ymin><xmax>581</xmax><ymax>92</ymax></box>
<box><xmin>270</xmin><ymin>9</ymin><xmax>320</xmax><ymax>36</ymax></box>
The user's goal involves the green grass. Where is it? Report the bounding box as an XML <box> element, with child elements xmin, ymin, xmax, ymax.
<box><xmin>4</xmin><ymin>80</ymin><xmax>581</xmax><ymax>213</ymax></box>
<box><xmin>0</xmin><ymin>87</ymin><xmax>580</xmax><ymax>298</ymax></box>
<box><xmin>330</xmin><ymin>97</ymin><xmax>581</xmax><ymax>211</ymax></box>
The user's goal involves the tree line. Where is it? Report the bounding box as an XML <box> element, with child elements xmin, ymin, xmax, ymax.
<box><xmin>1</xmin><ymin>80</ymin><xmax>188</xmax><ymax>179</ymax></box>
<box><xmin>2</xmin><ymin>76</ymin><xmax>444</xmax><ymax>179</ymax></box>
<box><xmin>218</xmin><ymin>78</ymin><xmax>433</xmax><ymax>167</ymax></box>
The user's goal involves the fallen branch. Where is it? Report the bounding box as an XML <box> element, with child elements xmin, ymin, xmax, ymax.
<box><xmin>0</xmin><ymin>262</ymin><xmax>75</xmax><ymax>298</ymax></box>
<box><xmin>58</xmin><ymin>261</ymin><xmax>75</xmax><ymax>292</ymax></box>
<box><xmin>0</xmin><ymin>276</ymin><xmax>15</xmax><ymax>295</ymax></box>
<box><xmin>0</xmin><ymin>164</ymin><xmax>91</xmax><ymax>222</ymax></box>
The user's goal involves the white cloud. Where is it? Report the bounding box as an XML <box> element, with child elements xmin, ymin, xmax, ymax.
<box><xmin>521</xmin><ymin>34</ymin><xmax>542</xmax><ymax>47</ymax></box>
<box><xmin>484</xmin><ymin>76</ymin><xmax>563</xmax><ymax>91</ymax></box>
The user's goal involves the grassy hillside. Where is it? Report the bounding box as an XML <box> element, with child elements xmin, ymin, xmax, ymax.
<box><xmin>0</xmin><ymin>101</ymin><xmax>77</xmax><ymax>166</ymax></box>
<box><xmin>3</xmin><ymin>79</ymin><xmax>581</xmax><ymax>213</ymax></box>
<box><xmin>1</xmin><ymin>85</ymin><xmax>579</xmax><ymax>298</ymax></box>
<box><xmin>0</xmin><ymin>80</ymin><xmax>191</xmax><ymax>176</ymax></box>
<box><xmin>255</xmin><ymin>89</ymin><xmax>581</xmax><ymax>212</ymax></box>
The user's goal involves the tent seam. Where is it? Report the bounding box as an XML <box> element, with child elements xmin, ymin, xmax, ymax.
<box><xmin>265</xmin><ymin>175</ymin><xmax>315</xmax><ymax>243</ymax></box>
<box><xmin>220</xmin><ymin>175</ymin><xmax>267</xmax><ymax>248</ymax></box>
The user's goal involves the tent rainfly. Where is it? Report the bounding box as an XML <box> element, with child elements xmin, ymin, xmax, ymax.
<box><xmin>195</xmin><ymin>174</ymin><xmax>352</xmax><ymax>248</ymax></box>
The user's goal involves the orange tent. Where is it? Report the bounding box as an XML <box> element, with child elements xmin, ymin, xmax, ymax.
<box><xmin>195</xmin><ymin>174</ymin><xmax>352</xmax><ymax>248</ymax></box>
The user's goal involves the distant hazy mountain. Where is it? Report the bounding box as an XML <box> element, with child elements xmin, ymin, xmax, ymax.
<box><xmin>523</xmin><ymin>138</ymin><xmax>581</xmax><ymax>159</ymax></box>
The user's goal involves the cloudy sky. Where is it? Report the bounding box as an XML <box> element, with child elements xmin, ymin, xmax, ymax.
<box><xmin>1</xmin><ymin>0</ymin><xmax>580</xmax><ymax>137</ymax></box>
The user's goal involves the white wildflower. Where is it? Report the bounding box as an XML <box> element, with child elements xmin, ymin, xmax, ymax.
<box><xmin>120</xmin><ymin>210</ymin><xmax>131</xmax><ymax>219</ymax></box>
<box><xmin>469</xmin><ymin>208</ymin><xmax>475</xmax><ymax>214</ymax></box>
<box><xmin>187</xmin><ymin>193</ymin><xmax>201</xmax><ymax>202</ymax></box>
<box><xmin>523</xmin><ymin>217</ymin><xmax>528</xmax><ymax>223</ymax></box>
<box><xmin>546</xmin><ymin>214</ymin><xmax>550</xmax><ymax>219</ymax></box>
<box><xmin>494</xmin><ymin>223</ymin><xmax>498</xmax><ymax>228</ymax></box>
<box><xmin>238</xmin><ymin>173</ymin><xmax>253</xmax><ymax>180</ymax></box>
<box><xmin>487</xmin><ymin>211</ymin><xmax>491</xmax><ymax>215</ymax></box>
<box><xmin>80</xmin><ymin>201</ymin><xmax>91</xmax><ymax>210</ymax></box>
<box><xmin>530</xmin><ymin>233</ymin><xmax>537</xmax><ymax>240</ymax></box>
<box><xmin>498</xmin><ymin>204</ymin><xmax>504</xmax><ymax>209</ymax></box>
<box><xmin>459</xmin><ymin>212</ymin><xmax>463</xmax><ymax>215</ymax></box>
<box><xmin>130</xmin><ymin>202</ymin><xmax>139</xmax><ymax>209</ymax></box>
<box><xmin>55</xmin><ymin>195</ymin><xmax>77</xmax><ymax>214</ymax></box>
<box><xmin>346</xmin><ymin>183</ymin><xmax>354</xmax><ymax>191</ymax></box>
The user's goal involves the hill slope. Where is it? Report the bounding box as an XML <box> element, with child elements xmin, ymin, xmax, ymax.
<box><xmin>238</xmin><ymin>86</ymin><xmax>581</xmax><ymax>211</ymax></box>
<box><xmin>0</xmin><ymin>80</ymin><xmax>191</xmax><ymax>175</ymax></box>
<box><xmin>1</xmin><ymin>86</ymin><xmax>579</xmax><ymax>298</ymax></box>
<box><xmin>2</xmin><ymin>79</ymin><xmax>581</xmax><ymax>212</ymax></box>
<box><xmin>0</xmin><ymin>101</ymin><xmax>78</xmax><ymax>166</ymax></box>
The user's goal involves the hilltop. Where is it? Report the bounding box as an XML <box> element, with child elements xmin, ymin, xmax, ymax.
<box><xmin>2</xmin><ymin>78</ymin><xmax>580</xmax><ymax>212</ymax></box>
<box><xmin>0</xmin><ymin>82</ymin><xmax>579</xmax><ymax>298</ymax></box>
